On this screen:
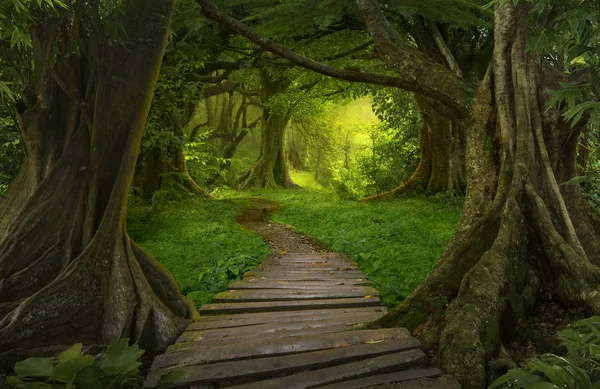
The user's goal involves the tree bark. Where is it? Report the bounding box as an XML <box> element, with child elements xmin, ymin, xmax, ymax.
<box><xmin>362</xmin><ymin>95</ymin><xmax>466</xmax><ymax>200</ymax></box>
<box><xmin>236</xmin><ymin>74</ymin><xmax>294</xmax><ymax>189</ymax></box>
<box><xmin>369</xmin><ymin>3</ymin><xmax>600</xmax><ymax>389</ymax></box>
<box><xmin>237</xmin><ymin>112</ymin><xmax>291</xmax><ymax>189</ymax></box>
<box><xmin>0</xmin><ymin>0</ymin><xmax>195</xmax><ymax>367</ymax></box>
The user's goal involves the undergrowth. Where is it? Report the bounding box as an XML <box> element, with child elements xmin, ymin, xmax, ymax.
<box><xmin>221</xmin><ymin>182</ymin><xmax>462</xmax><ymax>308</ymax></box>
<box><xmin>127</xmin><ymin>200</ymin><xmax>269</xmax><ymax>307</ymax></box>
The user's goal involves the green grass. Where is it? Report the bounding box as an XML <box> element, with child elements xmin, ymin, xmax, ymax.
<box><xmin>260</xmin><ymin>189</ymin><xmax>462</xmax><ymax>307</ymax></box>
<box><xmin>127</xmin><ymin>199</ymin><xmax>269</xmax><ymax>307</ymax></box>
<box><xmin>289</xmin><ymin>170</ymin><xmax>325</xmax><ymax>190</ymax></box>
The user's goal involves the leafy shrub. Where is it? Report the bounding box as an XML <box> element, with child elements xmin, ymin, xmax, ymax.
<box><xmin>7</xmin><ymin>340</ymin><xmax>182</xmax><ymax>389</ymax></box>
<box><xmin>490</xmin><ymin>316</ymin><xmax>600</xmax><ymax>389</ymax></box>
<box><xmin>0</xmin><ymin>113</ymin><xmax>23</xmax><ymax>195</ymax></box>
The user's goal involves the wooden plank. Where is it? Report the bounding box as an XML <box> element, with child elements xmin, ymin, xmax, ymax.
<box><xmin>177</xmin><ymin>324</ymin><xmax>351</xmax><ymax>345</ymax></box>
<box><xmin>227</xmin><ymin>349</ymin><xmax>427</xmax><ymax>389</ymax></box>
<box><xmin>243</xmin><ymin>275</ymin><xmax>369</xmax><ymax>282</ymax></box>
<box><xmin>186</xmin><ymin>313</ymin><xmax>381</xmax><ymax>336</ymax></box>
<box><xmin>229</xmin><ymin>280</ymin><xmax>372</xmax><ymax>289</ymax></box>
<box><xmin>200</xmin><ymin>297</ymin><xmax>381</xmax><ymax>315</ymax></box>
<box><xmin>313</xmin><ymin>368</ymin><xmax>443</xmax><ymax>389</ymax></box>
<box><xmin>190</xmin><ymin>307</ymin><xmax>387</xmax><ymax>330</ymax></box>
<box><xmin>145</xmin><ymin>338</ymin><xmax>422</xmax><ymax>387</ymax></box>
<box><xmin>212</xmin><ymin>288</ymin><xmax>378</xmax><ymax>302</ymax></box>
<box><xmin>254</xmin><ymin>267</ymin><xmax>361</xmax><ymax>273</ymax></box>
<box><xmin>179</xmin><ymin>313</ymin><xmax>385</xmax><ymax>344</ymax></box>
<box><xmin>158</xmin><ymin>328</ymin><xmax>411</xmax><ymax>365</ymax></box>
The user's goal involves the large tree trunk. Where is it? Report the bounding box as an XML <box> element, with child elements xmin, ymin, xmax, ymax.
<box><xmin>237</xmin><ymin>73</ymin><xmax>295</xmax><ymax>189</ymax></box>
<box><xmin>363</xmin><ymin>95</ymin><xmax>466</xmax><ymax>200</ymax></box>
<box><xmin>237</xmin><ymin>112</ymin><xmax>291</xmax><ymax>189</ymax></box>
<box><xmin>370</xmin><ymin>4</ymin><xmax>600</xmax><ymax>389</ymax></box>
<box><xmin>0</xmin><ymin>0</ymin><xmax>195</xmax><ymax>367</ymax></box>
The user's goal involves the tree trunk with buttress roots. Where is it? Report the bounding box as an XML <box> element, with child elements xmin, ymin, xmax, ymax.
<box><xmin>368</xmin><ymin>3</ymin><xmax>600</xmax><ymax>389</ymax></box>
<box><xmin>237</xmin><ymin>112</ymin><xmax>292</xmax><ymax>189</ymax></box>
<box><xmin>363</xmin><ymin>95</ymin><xmax>465</xmax><ymax>201</ymax></box>
<box><xmin>135</xmin><ymin>125</ymin><xmax>212</xmax><ymax>202</ymax></box>
<box><xmin>237</xmin><ymin>74</ymin><xmax>297</xmax><ymax>189</ymax></box>
<box><xmin>0</xmin><ymin>0</ymin><xmax>196</xmax><ymax>367</ymax></box>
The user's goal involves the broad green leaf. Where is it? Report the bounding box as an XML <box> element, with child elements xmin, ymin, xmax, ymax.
<box><xmin>14</xmin><ymin>357</ymin><xmax>53</xmax><ymax>378</ymax></box>
<box><xmin>96</xmin><ymin>339</ymin><xmax>144</xmax><ymax>377</ymax></box>
<box><xmin>51</xmin><ymin>354</ymin><xmax>95</xmax><ymax>383</ymax></box>
<box><xmin>73</xmin><ymin>365</ymin><xmax>111</xmax><ymax>389</ymax></box>
<box><xmin>59</xmin><ymin>343</ymin><xmax>84</xmax><ymax>363</ymax></box>
<box><xmin>560</xmin><ymin>176</ymin><xmax>589</xmax><ymax>186</ymax></box>
<box><xmin>6</xmin><ymin>376</ymin><xmax>24</xmax><ymax>385</ymax></box>
<box><xmin>154</xmin><ymin>371</ymin><xmax>186</xmax><ymax>389</ymax></box>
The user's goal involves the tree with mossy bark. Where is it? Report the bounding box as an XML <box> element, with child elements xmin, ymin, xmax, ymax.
<box><xmin>0</xmin><ymin>0</ymin><xmax>196</xmax><ymax>367</ymax></box>
<box><xmin>199</xmin><ymin>0</ymin><xmax>600</xmax><ymax>387</ymax></box>
<box><xmin>236</xmin><ymin>70</ymin><xmax>294</xmax><ymax>189</ymax></box>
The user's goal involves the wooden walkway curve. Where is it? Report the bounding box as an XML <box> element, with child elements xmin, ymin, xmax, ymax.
<box><xmin>145</xmin><ymin>253</ymin><xmax>441</xmax><ymax>388</ymax></box>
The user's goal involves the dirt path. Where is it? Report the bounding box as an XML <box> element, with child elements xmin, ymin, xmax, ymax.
<box><xmin>236</xmin><ymin>198</ymin><xmax>328</xmax><ymax>254</ymax></box>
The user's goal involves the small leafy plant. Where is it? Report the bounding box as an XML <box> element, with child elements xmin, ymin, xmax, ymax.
<box><xmin>490</xmin><ymin>316</ymin><xmax>600</xmax><ymax>389</ymax></box>
<box><xmin>7</xmin><ymin>339</ymin><xmax>182</xmax><ymax>389</ymax></box>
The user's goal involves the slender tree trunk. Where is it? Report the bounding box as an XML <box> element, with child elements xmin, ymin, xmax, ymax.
<box><xmin>369</xmin><ymin>4</ymin><xmax>600</xmax><ymax>388</ymax></box>
<box><xmin>363</xmin><ymin>95</ymin><xmax>466</xmax><ymax>201</ymax></box>
<box><xmin>0</xmin><ymin>0</ymin><xmax>195</xmax><ymax>367</ymax></box>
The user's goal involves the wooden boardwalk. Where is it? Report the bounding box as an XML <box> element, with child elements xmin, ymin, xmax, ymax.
<box><xmin>145</xmin><ymin>253</ymin><xmax>441</xmax><ymax>388</ymax></box>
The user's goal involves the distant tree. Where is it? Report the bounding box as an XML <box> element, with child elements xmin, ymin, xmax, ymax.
<box><xmin>0</xmin><ymin>0</ymin><xmax>195</xmax><ymax>366</ymax></box>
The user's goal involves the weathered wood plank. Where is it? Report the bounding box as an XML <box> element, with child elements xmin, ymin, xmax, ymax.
<box><xmin>186</xmin><ymin>313</ymin><xmax>381</xmax><ymax>337</ymax></box>
<box><xmin>145</xmin><ymin>338</ymin><xmax>422</xmax><ymax>387</ymax></box>
<box><xmin>190</xmin><ymin>307</ymin><xmax>387</xmax><ymax>330</ymax></box>
<box><xmin>313</xmin><ymin>368</ymin><xmax>444</xmax><ymax>389</ymax></box>
<box><xmin>242</xmin><ymin>275</ymin><xmax>369</xmax><ymax>282</ymax></box>
<box><xmin>200</xmin><ymin>297</ymin><xmax>381</xmax><ymax>315</ymax></box>
<box><xmin>176</xmin><ymin>324</ymin><xmax>352</xmax><ymax>344</ymax></box>
<box><xmin>212</xmin><ymin>287</ymin><xmax>378</xmax><ymax>302</ymax></box>
<box><xmin>229</xmin><ymin>280</ymin><xmax>372</xmax><ymax>289</ymax></box>
<box><xmin>226</xmin><ymin>349</ymin><xmax>427</xmax><ymax>389</ymax></box>
<box><xmin>159</xmin><ymin>328</ymin><xmax>411</xmax><ymax>365</ymax></box>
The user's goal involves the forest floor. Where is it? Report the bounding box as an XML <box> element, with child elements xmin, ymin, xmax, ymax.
<box><xmin>235</xmin><ymin>197</ymin><xmax>327</xmax><ymax>254</ymax></box>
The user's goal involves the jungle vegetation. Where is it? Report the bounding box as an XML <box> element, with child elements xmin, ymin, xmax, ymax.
<box><xmin>1</xmin><ymin>0</ymin><xmax>600</xmax><ymax>388</ymax></box>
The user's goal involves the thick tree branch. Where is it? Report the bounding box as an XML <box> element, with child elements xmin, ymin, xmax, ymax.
<box><xmin>196</xmin><ymin>0</ymin><xmax>472</xmax><ymax>118</ymax></box>
<box><xmin>356</xmin><ymin>0</ymin><xmax>473</xmax><ymax>115</ymax></box>
<box><xmin>427</xmin><ymin>22</ymin><xmax>463</xmax><ymax>78</ymax></box>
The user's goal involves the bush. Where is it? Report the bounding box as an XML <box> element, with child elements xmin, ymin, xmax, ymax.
<box><xmin>7</xmin><ymin>340</ymin><xmax>181</xmax><ymax>389</ymax></box>
<box><xmin>490</xmin><ymin>316</ymin><xmax>600</xmax><ymax>389</ymax></box>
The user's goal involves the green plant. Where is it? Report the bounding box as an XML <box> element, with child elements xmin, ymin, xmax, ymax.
<box><xmin>489</xmin><ymin>316</ymin><xmax>600</xmax><ymax>389</ymax></box>
<box><xmin>257</xmin><ymin>187</ymin><xmax>461</xmax><ymax>308</ymax></box>
<box><xmin>127</xmin><ymin>199</ymin><xmax>269</xmax><ymax>307</ymax></box>
<box><xmin>7</xmin><ymin>340</ymin><xmax>182</xmax><ymax>389</ymax></box>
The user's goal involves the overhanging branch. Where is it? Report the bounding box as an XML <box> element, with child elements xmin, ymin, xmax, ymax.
<box><xmin>196</xmin><ymin>0</ymin><xmax>472</xmax><ymax>118</ymax></box>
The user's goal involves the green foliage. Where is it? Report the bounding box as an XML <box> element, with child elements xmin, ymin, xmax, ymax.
<box><xmin>127</xmin><ymin>200</ymin><xmax>269</xmax><ymax>306</ymax></box>
<box><xmin>7</xmin><ymin>340</ymin><xmax>182</xmax><ymax>389</ymax></box>
<box><xmin>0</xmin><ymin>110</ymin><xmax>22</xmax><ymax>195</ymax></box>
<box><xmin>259</xmin><ymin>188</ymin><xmax>461</xmax><ymax>307</ymax></box>
<box><xmin>489</xmin><ymin>316</ymin><xmax>600</xmax><ymax>389</ymax></box>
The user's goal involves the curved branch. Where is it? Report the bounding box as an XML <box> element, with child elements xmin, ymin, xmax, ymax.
<box><xmin>196</xmin><ymin>0</ymin><xmax>472</xmax><ymax>118</ymax></box>
<box><xmin>356</xmin><ymin>0</ymin><xmax>472</xmax><ymax>115</ymax></box>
